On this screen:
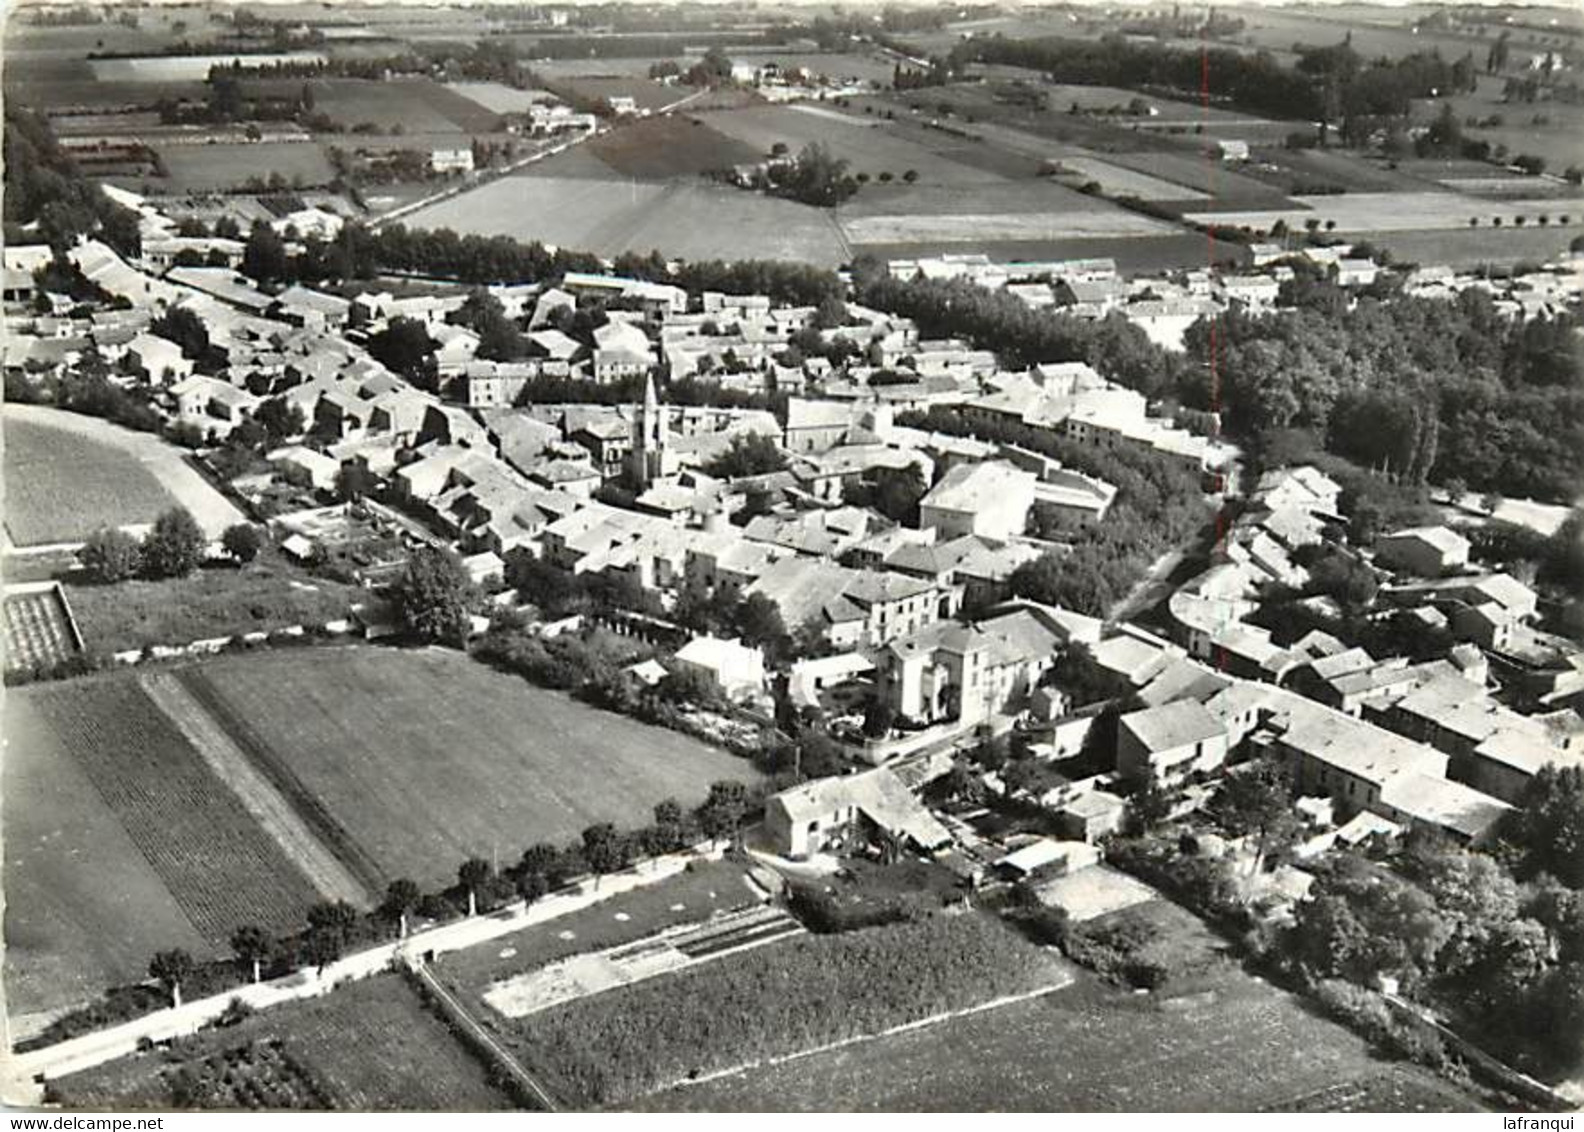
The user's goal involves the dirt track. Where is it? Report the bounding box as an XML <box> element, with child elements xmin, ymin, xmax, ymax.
<box><xmin>138</xmin><ymin>670</ymin><xmax>372</xmax><ymax>910</ymax></box>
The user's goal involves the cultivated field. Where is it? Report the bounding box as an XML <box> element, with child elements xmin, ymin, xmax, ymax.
<box><xmin>640</xmin><ymin>901</ymin><xmax>1481</xmax><ymax>1112</ymax></box>
<box><xmin>402</xmin><ymin>173</ymin><xmax>850</xmax><ymax>266</ymax></box>
<box><xmin>586</xmin><ymin>115</ymin><xmax>760</xmax><ymax>180</ymax></box>
<box><xmin>700</xmin><ymin>103</ymin><xmax>1007</xmax><ymax>187</ymax></box>
<box><xmin>297</xmin><ymin>76</ymin><xmax>504</xmax><ymax>134</ymax></box>
<box><xmin>445</xmin><ymin>80</ymin><xmax>554</xmax><ymax>115</ymax></box>
<box><xmin>538</xmin><ymin>74</ymin><xmax>684</xmax><ymax>114</ymax></box>
<box><xmin>503</xmin><ymin>911</ymin><xmax>1072</xmax><ymax>1108</ymax></box>
<box><xmin>1184</xmin><ymin>190</ymin><xmax>1584</xmax><ymax>233</ymax></box>
<box><xmin>4</xmin><ymin>676</ymin><xmax>321</xmax><ymax>1018</ymax></box>
<box><xmin>2</xmin><ymin>412</ymin><xmax>180</xmax><ymax>546</ymax></box>
<box><xmin>3</xmin><ymin>405</ymin><xmax>244</xmax><ymax>544</ymax></box>
<box><xmin>154</xmin><ymin>142</ymin><xmax>336</xmax><ymax>192</ymax></box>
<box><xmin>177</xmin><ymin>647</ymin><xmax>760</xmax><ymax>891</ymax></box>
<box><xmin>52</xmin><ymin>974</ymin><xmax>514</xmax><ymax>1110</ymax></box>
<box><xmin>1050</xmin><ymin>155</ymin><xmax>1211</xmax><ymax>201</ymax></box>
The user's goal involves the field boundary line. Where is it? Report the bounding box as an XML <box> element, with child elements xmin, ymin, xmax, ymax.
<box><xmin>139</xmin><ymin>670</ymin><xmax>372</xmax><ymax>909</ymax></box>
<box><xmin>673</xmin><ymin>970</ymin><xmax>1075</xmax><ymax>1091</ymax></box>
<box><xmin>173</xmin><ymin>666</ymin><xmax>388</xmax><ymax>896</ymax></box>
<box><xmin>409</xmin><ymin>960</ymin><xmax>560</xmax><ymax>1112</ymax></box>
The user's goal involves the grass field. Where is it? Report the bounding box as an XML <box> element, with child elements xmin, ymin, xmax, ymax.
<box><xmin>154</xmin><ymin>142</ymin><xmax>335</xmax><ymax>192</ymax></box>
<box><xmin>63</xmin><ymin>551</ymin><xmax>365</xmax><ymax>654</ymax></box>
<box><xmin>639</xmin><ymin>900</ymin><xmax>1481</xmax><ymax>1112</ymax></box>
<box><xmin>4</xmin><ymin>675</ymin><xmax>322</xmax><ymax>1018</ymax></box>
<box><xmin>177</xmin><ymin>647</ymin><xmax>760</xmax><ymax>891</ymax></box>
<box><xmin>3</xmin><ymin>415</ymin><xmax>179</xmax><ymax>546</ymax></box>
<box><xmin>52</xmin><ymin>974</ymin><xmax>514</xmax><ymax>1111</ymax></box>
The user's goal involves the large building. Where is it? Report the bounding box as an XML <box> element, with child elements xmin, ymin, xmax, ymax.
<box><xmin>918</xmin><ymin>460</ymin><xmax>1038</xmax><ymax>542</ymax></box>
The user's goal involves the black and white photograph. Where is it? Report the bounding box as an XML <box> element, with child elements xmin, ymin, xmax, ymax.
<box><xmin>0</xmin><ymin>0</ymin><xmax>1581</xmax><ymax>1116</ymax></box>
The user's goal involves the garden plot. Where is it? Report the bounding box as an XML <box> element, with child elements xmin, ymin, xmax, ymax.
<box><xmin>484</xmin><ymin>905</ymin><xmax>802</xmax><ymax>1019</ymax></box>
<box><xmin>1035</xmin><ymin>865</ymin><xmax>1158</xmax><ymax>922</ymax></box>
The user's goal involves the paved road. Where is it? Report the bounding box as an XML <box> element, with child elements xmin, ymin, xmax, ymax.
<box><xmin>6</xmin><ymin>847</ymin><xmax>716</xmax><ymax>1093</ymax></box>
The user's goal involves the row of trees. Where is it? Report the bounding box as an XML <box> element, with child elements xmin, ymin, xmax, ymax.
<box><xmin>79</xmin><ymin>508</ymin><xmax>259</xmax><ymax>584</ymax></box>
<box><xmin>143</xmin><ymin>781</ymin><xmax>757</xmax><ymax>1010</ymax></box>
<box><xmin>237</xmin><ymin>217</ymin><xmax>844</xmax><ymax>310</ymax></box>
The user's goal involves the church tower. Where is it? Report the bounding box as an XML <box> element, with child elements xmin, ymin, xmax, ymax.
<box><xmin>629</xmin><ymin>373</ymin><xmax>677</xmax><ymax>489</ymax></box>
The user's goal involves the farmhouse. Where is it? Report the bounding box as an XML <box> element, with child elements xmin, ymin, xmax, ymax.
<box><xmin>764</xmin><ymin>767</ymin><xmax>951</xmax><ymax>860</ymax></box>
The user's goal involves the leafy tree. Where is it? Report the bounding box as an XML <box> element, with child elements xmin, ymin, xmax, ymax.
<box><xmin>149</xmin><ymin>948</ymin><xmax>194</xmax><ymax>1008</ymax></box>
<box><xmin>1128</xmin><ymin>780</ymin><xmax>1175</xmax><ymax>834</ymax></box>
<box><xmin>1501</xmin><ymin>765</ymin><xmax>1584</xmax><ymax>887</ymax></box>
<box><xmin>381</xmin><ymin>878</ymin><xmax>421</xmax><ymax>937</ymax></box>
<box><xmin>394</xmin><ymin>546</ymin><xmax>480</xmax><ymax>646</ymax></box>
<box><xmin>334</xmin><ymin>462</ymin><xmax>377</xmax><ymax>503</ymax></box>
<box><xmin>516</xmin><ymin>869</ymin><xmax>550</xmax><ymax>907</ymax></box>
<box><xmin>1211</xmin><ymin>759</ymin><xmax>1299</xmax><ymax>874</ymax></box>
<box><xmin>150</xmin><ymin>306</ymin><xmax>214</xmax><ymax>364</ymax></box>
<box><xmin>705</xmin><ymin>432</ymin><xmax>787</xmax><ymax>479</ymax></box>
<box><xmin>731</xmin><ymin>592</ymin><xmax>790</xmax><ymax>663</ymax></box>
<box><xmin>255</xmin><ymin>396</ymin><xmax>305</xmax><ymax>442</ymax></box>
<box><xmin>141</xmin><ymin>507</ymin><xmax>206</xmax><ymax>579</ymax></box>
<box><xmin>697</xmin><ymin>780</ymin><xmax>751</xmax><ymax>849</ymax></box>
<box><xmin>520</xmin><ymin>842</ymin><xmax>568</xmax><ymax>889</ymax></box>
<box><xmin>458</xmin><ymin>856</ymin><xmax>492</xmax><ymax>915</ymax></box>
<box><xmin>221</xmin><ymin>523</ymin><xmax>263</xmax><ymax>564</ymax></box>
<box><xmin>241</xmin><ymin>221</ymin><xmax>289</xmax><ymax>284</ymax></box>
<box><xmin>304</xmin><ymin>900</ymin><xmax>359</xmax><ymax>972</ymax></box>
<box><xmin>651</xmin><ymin>797</ymin><xmax>689</xmax><ymax>853</ymax></box>
<box><xmin>581</xmin><ymin>823</ymin><xmax>627</xmax><ymax>890</ymax></box>
<box><xmin>367</xmin><ymin>316</ymin><xmax>438</xmax><ymax>386</ymax></box>
<box><xmin>80</xmin><ymin>525</ymin><xmax>141</xmax><ymax>582</ymax></box>
<box><xmin>229</xmin><ymin>925</ymin><xmax>273</xmax><ymax>984</ymax></box>
<box><xmin>863</xmin><ymin>699</ymin><xmax>896</xmax><ymax>739</ymax></box>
